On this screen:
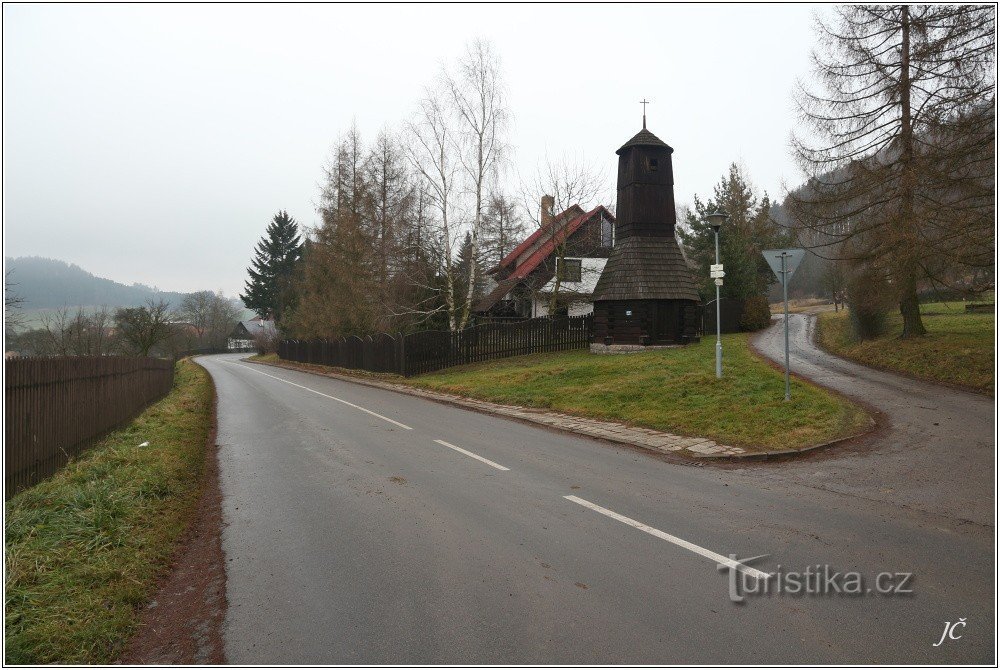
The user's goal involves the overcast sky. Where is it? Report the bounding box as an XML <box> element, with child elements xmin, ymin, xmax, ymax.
<box><xmin>3</xmin><ymin>4</ymin><xmax>823</xmax><ymax>298</ymax></box>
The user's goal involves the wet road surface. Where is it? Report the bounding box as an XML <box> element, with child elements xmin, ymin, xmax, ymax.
<box><xmin>198</xmin><ymin>334</ymin><xmax>993</xmax><ymax>663</ymax></box>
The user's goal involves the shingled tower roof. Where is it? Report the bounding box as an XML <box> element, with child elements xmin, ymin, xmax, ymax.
<box><xmin>592</xmin><ymin>237</ymin><xmax>699</xmax><ymax>302</ymax></box>
<box><xmin>616</xmin><ymin>128</ymin><xmax>673</xmax><ymax>155</ymax></box>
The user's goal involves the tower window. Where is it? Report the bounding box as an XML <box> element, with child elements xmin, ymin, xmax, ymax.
<box><xmin>647</xmin><ymin>157</ymin><xmax>659</xmax><ymax>171</ymax></box>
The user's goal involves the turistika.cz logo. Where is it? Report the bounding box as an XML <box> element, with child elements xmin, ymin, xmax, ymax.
<box><xmin>718</xmin><ymin>554</ymin><xmax>915</xmax><ymax>603</ymax></box>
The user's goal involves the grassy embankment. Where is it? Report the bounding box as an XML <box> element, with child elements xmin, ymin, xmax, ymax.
<box><xmin>5</xmin><ymin>359</ymin><xmax>214</xmax><ymax>665</ymax></box>
<box><xmin>816</xmin><ymin>301</ymin><xmax>995</xmax><ymax>395</ymax></box>
<box><xmin>255</xmin><ymin>332</ymin><xmax>870</xmax><ymax>451</ymax></box>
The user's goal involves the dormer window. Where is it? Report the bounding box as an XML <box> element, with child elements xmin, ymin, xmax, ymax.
<box><xmin>557</xmin><ymin>258</ymin><xmax>582</xmax><ymax>283</ymax></box>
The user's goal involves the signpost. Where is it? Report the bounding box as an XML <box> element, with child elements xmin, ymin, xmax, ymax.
<box><xmin>762</xmin><ymin>248</ymin><xmax>806</xmax><ymax>401</ymax></box>
<box><xmin>711</xmin><ymin>263</ymin><xmax>724</xmax><ymax>377</ymax></box>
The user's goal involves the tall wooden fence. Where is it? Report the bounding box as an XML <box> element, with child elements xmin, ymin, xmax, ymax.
<box><xmin>5</xmin><ymin>357</ymin><xmax>175</xmax><ymax>498</ymax></box>
<box><xmin>278</xmin><ymin>314</ymin><xmax>593</xmax><ymax>377</ymax></box>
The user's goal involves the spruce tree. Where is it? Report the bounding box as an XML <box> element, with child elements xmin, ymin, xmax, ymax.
<box><xmin>677</xmin><ymin>164</ymin><xmax>785</xmax><ymax>302</ymax></box>
<box><xmin>240</xmin><ymin>211</ymin><xmax>302</xmax><ymax>320</ymax></box>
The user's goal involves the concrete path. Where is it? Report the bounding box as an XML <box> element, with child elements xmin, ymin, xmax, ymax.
<box><xmin>751</xmin><ymin>313</ymin><xmax>995</xmax><ymax>527</ymax></box>
<box><xmin>199</xmin><ymin>352</ymin><xmax>993</xmax><ymax>664</ymax></box>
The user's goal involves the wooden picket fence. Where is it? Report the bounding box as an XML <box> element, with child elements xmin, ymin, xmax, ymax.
<box><xmin>278</xmin><ymin>314</ymin><xmax>593</xmax><ymax>377</ymax></box>
<box><xmin>5</xmin><ymin>356</ymin><xmax>175</xmax><ymax>499</ymax></box>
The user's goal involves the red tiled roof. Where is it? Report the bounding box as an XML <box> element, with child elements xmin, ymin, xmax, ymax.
<box><xmin>494</xmin><ymin>205</ymin><xmax>585</xmax><ymax>273</ymax></box>
<box><xmin>508</xmin><ymin>205</ymin><xmax>613</xmax><ymax>280</ymax></box>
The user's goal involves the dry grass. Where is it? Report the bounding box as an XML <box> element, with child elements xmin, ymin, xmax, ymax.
<box><xmin>4</xmin><ymin>359</ymin><xmax>214</xmax><ymax>664</ymax></box>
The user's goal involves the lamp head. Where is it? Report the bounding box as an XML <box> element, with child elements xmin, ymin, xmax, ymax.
<box><xmin>706</xmin><ymin>211</ymin><xmax>729</xmax><ymax>233</ymax></box>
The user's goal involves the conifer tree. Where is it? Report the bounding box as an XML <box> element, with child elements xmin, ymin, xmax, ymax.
<box><xmin>790</xmin><ymin>4</ymin><xmax>995</xmax><ymax>337</ymax></box>
<box><xmin>677</xmin><ymin>164</ymin><xmax>784</xmax><ymax>302</ymax></box>
<box><xmin>240</xmin><ymin>211</ymin><xmax>302</xmax><ymax>320</ymax></box>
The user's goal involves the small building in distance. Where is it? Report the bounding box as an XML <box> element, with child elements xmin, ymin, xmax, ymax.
<box><xmin>475</xmin><ymin>196</ymin><xmax>615</xmax><ymax>319</ymax></box>
<box><xmin>228</xmin><ymin>316</ymin><xmax>276</xmax><ymax>351</ymax></box>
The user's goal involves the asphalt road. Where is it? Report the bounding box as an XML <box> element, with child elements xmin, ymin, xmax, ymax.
<box><xmin>199</xmin><ymin>336</ymin><xmax>994</xmax><ymax>664</ymax></box>
<box><xmin>752</xmin><ymin>312</ymin><xmax>995</xmax><ymax>527</ymax></box>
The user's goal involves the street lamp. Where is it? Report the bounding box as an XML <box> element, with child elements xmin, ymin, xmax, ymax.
<box><xmin>705</xmin><ymin>211</ymin><xmax>729</xmax><ymax>379</ymax></box>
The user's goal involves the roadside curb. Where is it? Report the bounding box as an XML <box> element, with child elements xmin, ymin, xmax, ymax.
<box><xmin>689</xmin><ymin>418</ymin><xmax>876</xmax><ymax>460</ymax></box>
<box><xmin>244</xmin><ymin>357</ymin><xmax>858</xmax><ymax>463</ymax></box>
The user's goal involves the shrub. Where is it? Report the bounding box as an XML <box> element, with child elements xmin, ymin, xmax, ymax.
<box><xmin>739</xmin><ymin>295</ymin><xmax>773</xmax><ymax>331</ymax></box>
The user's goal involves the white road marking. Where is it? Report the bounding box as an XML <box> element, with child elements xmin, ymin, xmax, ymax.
<box><xmin>229</xmin><ymin>362</ymin><xmax>413</xmax><ymax>430</ymax></box>
<box><xmin>563</xmin><ymin>495</ymin><xmax>771</xmax><ymax>580</ymax></box>
<box><xmin>433</xmin><ymin>439</ymin><xmax>510</xmax><ymax>471</ymax></box>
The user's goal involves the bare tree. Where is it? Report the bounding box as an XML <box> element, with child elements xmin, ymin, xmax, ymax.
<box><xmin>178</xmin><ymin>291</ymin><xmax>243</xmax><ymax>349</ymax></box>
<box><xmin>4</xmin><ymin>270</ymin><xmax>25</xmax><ymax>332</ymax></box>
<box><xmin>38</xmin><ymin>306</ymin><xmax>116</xmax><ymax>356</ymax></box>
<box><xmin>790</xmin><ymin>4</ymin><xmax>995</xmax><ymax>337</ymax></box>
<box><xmin>406</xmin><ymin>86</ymin><xmax>462</xmax><ymax>330</ymax></box>
<box><xmin>522</xmin><ymin>153</ymin><xmax>612</xmax><ymax>314</ymax></box>
<box><xmin>479</xmin><ymin>191</ymin><xmax>525</xmax><ymax>270</ymax></box>
<box><xmin>114</xmin><ymin>299</ymin><xmax>175</xmax><ymax>356</ymax></box>
<box><xmin>446</xmin><ymin>38</ymin><xmax>510</xmax><ymax>329</ymax></box>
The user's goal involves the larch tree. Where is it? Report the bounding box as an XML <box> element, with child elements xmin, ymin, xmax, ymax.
<box><xmin>286</xmin><ymin>127</ymin><xmax>380</xmax><ymax>338</ymax></box>
<box><xmin>790</xmin><ymin>4</ymin><xmax>995</xmax><ymax>337</ymax></box>
<box><xmin>479</xmin><ymin>192</ymin><xmax>525</xmax><ymax>271</ymax></box>
<box><xmin>240</xmin><ymin>210</ymin><xmax>303</xmax><ymax>321</ymax></box>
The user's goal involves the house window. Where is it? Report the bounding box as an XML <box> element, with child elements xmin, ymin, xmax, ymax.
<box><xmin>558</xmin><ymin>258</ymin><xmax>582</xmax><ymax>283</ymax></box>
<box><xmin>647</xmin><ymin>157</ymin><xmax>659</xmax><ymax>171</ymax></box>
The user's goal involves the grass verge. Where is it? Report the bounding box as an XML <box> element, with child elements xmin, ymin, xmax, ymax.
<box><xmin>816</xmin><ymin>302</ymin><xmax>994</xmax><ymax>395</ymax></box>
<box><xmin>254</xmin><ymin>335</ymin><xmax>870</xmax><ymax>452</ymax></box>
<box><xmin>4</xmin><ymin>358</ymin><xmax>214</xmax><ymax>664</ymax></box>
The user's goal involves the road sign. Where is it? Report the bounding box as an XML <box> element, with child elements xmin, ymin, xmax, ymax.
<box><xmin>710</xmin><ymin>269</ymin><xmax>725</xmax><ymax>279</ymax></box>
<box><xmin>714</xmin><ymin>278</ymin><xmax>723</xmax><ymax>286</ymax></box>
<box><xmin>761</xmin><ymin>249</ymin><xmax>806</xmax><ymax>402</ymax></box>
<box><xmin>710</xmin><ymin>263</ymin><xmax>724</xmax><ymax>273</ymax></box>
<box><xmin>762</xmin><ymin>248</ymin><xmax>806</xmax><ymax>285</ymax></box>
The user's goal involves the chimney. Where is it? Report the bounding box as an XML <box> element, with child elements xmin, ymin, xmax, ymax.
<box><xmin>540</xmin><ymin>194</ymin><xmax>555</xmax><ymax>229</ymax></box>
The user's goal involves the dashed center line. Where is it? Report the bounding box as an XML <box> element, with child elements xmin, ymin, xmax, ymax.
<box><xmin>225</xmin><ymin>359</ymin><xmax>770</xmax><ymax>582</ymax></box>
<box><xmin>229</xmin><ymin>362</ymin><xmax>413</xmax><ymax>430</ymax></box>
<box><xmin>433</xmin><ymin>439</ymin><xmax>510</xmax><ymax>471</ymax></box>
<box><xmin>563</xmin><ymin>495</ymin><xmax>771</xmax><ymax>580</ymax></box>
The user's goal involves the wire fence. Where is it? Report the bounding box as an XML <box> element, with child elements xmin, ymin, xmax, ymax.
<box><xmin>5</xmin><ymin>356</ymin><xmax>175</xmax><ymax>499</ymax></box>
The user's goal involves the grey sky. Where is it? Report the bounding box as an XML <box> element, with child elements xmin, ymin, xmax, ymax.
<box><xmin>3</xmin><ymin>3</ymin><xmax>821</xmax><ymax>298</ymax></box>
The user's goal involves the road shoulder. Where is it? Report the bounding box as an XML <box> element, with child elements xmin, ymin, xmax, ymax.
<box><xmin>118</xmin><ymin>359</ymin><xmax>227</xmax><ymax>664</ymax></box>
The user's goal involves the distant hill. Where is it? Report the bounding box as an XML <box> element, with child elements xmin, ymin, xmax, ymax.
<box><xmin>5</xmin><ymin>257</ymin><xmax>193</xmax><ymax>310</ymax></box>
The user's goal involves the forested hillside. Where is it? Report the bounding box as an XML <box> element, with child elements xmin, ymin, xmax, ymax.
<box><xmin>5</xmin><ymin>256</ymin><xmax>190</xmax><ymax>309</ymax></box>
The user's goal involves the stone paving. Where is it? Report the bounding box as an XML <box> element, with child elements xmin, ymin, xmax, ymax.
<box><xmin>252</xmin><ymin>359</ymin><xmax>748</xmax><ymax>458</ymax></box>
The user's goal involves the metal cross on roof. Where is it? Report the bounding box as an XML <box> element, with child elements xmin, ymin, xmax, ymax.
<box><xmin>640</xmin><ymin>99</ymin><xmax>649</xmax><ymax>128</ymax></box>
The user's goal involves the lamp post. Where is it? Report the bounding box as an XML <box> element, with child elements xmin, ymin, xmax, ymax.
<box><xmin>705</xmin><ymin>211</ymin><xmax>729</xmax><ymax>378</ymax></box>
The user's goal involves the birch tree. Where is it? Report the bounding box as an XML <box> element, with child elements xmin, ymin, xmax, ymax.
<box><xmin>406</xmin><ymin>88</ymin><xmax>462</xmax><ymax>330</ymax></box>
<box><xmin>446</xmin><ymin>39</ymin><xmax>510</xmax><ymax>329</ymax></box>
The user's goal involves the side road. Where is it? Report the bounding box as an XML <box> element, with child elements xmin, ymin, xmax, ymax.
<box><xmin>751</xmin><ymin>313</ymin><xmax>994</xmax><ymax>527</ymax></box>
